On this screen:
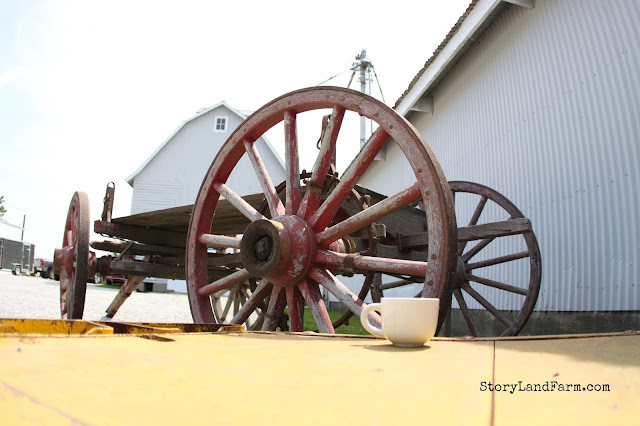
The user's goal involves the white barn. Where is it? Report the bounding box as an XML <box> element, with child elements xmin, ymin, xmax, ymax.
<box><xmin>361</xmin><ymin>0</ymin><xmax>639</xmax><ymax>333</ymax></box>
<box><xmin>127</xmin><ymin>102</ymin><xmax>285</xmax><ymax>214</ymax></box>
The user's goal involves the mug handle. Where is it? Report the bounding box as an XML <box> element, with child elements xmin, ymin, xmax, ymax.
<box><xmin>360</xmin><ymin>303</ymin><xmax>383</xmax><ymax>337</ymax></box>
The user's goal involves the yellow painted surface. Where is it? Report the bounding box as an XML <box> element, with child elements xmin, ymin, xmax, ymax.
<box><xmin>0</xmin><ymin>319</ymin><xmax>113</xmax><ymax>335</ymax></box>
<box><xmin>494</xmin><ymin>335</ymin><xmax>640</xmax><ymax>426</ymax></box>
<box><xmin>0</xmin><ymin>332</ymin><xmax>493</xmax><ymax>425</ymax></box>
<box><xmin>1</xmin><ymin>329</ymin><xmax>638</xmax><ymax>425</ymax></box>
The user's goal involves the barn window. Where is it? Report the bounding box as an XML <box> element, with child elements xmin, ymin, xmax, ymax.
<box><xmin>214</xmin><ymin>116</ymin><xmax>228</xmax><ymax>133</ymax></box>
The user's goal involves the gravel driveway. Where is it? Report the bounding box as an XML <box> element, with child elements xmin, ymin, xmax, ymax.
<box><xmin>0</xmin><ymin>270</ymin><xmax>194</xmax><ymax>323</ymax></box>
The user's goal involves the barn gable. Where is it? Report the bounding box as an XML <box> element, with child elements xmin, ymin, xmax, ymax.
<box><xmin>127</xmin><ymin>102</ymin><xmax>285</xmax><ymax>214</ymax></box>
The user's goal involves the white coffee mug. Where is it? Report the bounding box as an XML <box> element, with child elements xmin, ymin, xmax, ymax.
<box><xmin>360</xmin><ymin>298</ymin><xmax>439</xmax><ymax>347</ymax></box>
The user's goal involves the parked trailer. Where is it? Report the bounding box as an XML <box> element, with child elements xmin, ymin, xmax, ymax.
<box><xmin>54</xmin><ymin>87</ymin><xmax>541</xmax><ymax>337</ymax></box>
<box><xmin>0</xmin><ymin>237</ymin><xmax>34</xmax><ymax>276</ymax></box>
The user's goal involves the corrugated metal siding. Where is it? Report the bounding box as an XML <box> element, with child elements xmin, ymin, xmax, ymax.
<box><xmin>408</xmin><ymin>0</ymin><xmax>640</xmax><ymax>311</ymax></box>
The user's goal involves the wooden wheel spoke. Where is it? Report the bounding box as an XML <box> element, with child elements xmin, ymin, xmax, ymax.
<box><xmin>284</xmin><ymin>110</ymin><xmax>301</xmax><ymax>215</ymax></box>
<box><xmin>466</xmin><ymin>250</ymin><xmax>530</xmax><ymax>271</ymax></box>
<box><xmin>310</xmin><ymin>267</ymin><xmax>381</xmax><ymax>327</ymax></box>
<box><xmin>466</xmin><ymin>273</ymin><xmax>528</xmax><ymax>296</ymax></box>
<box><xmin>454</xmin><ymin>289</ymin><xmax>479</xmax><ymax>337</ymax></box>
<box><xmin>316</xmin><ymin>249</ymin><xmax>427</xmax><ymax>277</ymax></box>
<box><xmin>262</xmin><ymin>286</ymin><xmax>287</xmax><ymax>331</ymax></box>
<box><xmin>461</xmin><ymin>282</ymin><xmax>511</xmax><ymax>327</ymax></box>
<box><xmin>378</xmin><ymin>278</ymin><xmax>414</xmax><ymax>291</ymax></box>
<box><xmin>197</xmin><ymin>269</ymin><xmax>252</xmax><ymax>297</ymax></box>
<box><xmin>308</xmin><ymin>129</ymin><xmax>390</xmax><ymax>231</ymax></box>
<box><xmin>220</xmin><ymin>284</ymin><xmax>238</xmax><ymax>322</ymax></box>
<box><xmin>461</xmin><ymin>237</ymin><xmax>495</xmax><ymax>263</ymax></box>
<box><xmin>214</xmin><ymin>182</ymin><xmax>266</xmax><ymax>222</ymax></box>
<box><xmin>286</xmin><ymin>286</ymin><xmax>305</xmax><ymax>332</ymax></box>
<box><xmin>298</xmin><ymin>279</ymin><xmax>334</xmax><ymax>334</ymax></box>
<box><xmin>297</xmin><ymin>106</ymin><xmax>345</xmax><ymax>219</ymax></box>
<box><xmin>458</xmin><ymin>195</ymin><xmax>487</xmax><ymax>254</ymax></box>
<box><xmin>316</xmin><ymin>182</ymin><xmax>422</xmax><ymax>246</ymax></box>
<box><xmin>244</xmin><ymin>139</ymin><xmax>285</xmax><ymax>217</ymax></box>
<box><xmin>198</xmin><ymin>233</ymin><xmax>241</xmax><ymax>249</ymax></box>
<box><xmin>469</xmin><ymin>196</ymin><xmax>488</xmax><ymax>226</ymax></box>
<box><xmin>230</xmin><ymin>280</ymin><xmax>272</xmax><ymax>325</ymax></box>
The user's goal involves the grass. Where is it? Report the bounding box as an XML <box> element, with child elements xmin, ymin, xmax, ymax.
<box><xmin>96</xmin><ymin>283</ymin><xmax>122</xmax><ymax>290</ymax></box>
<box><xmin>301</xmin><ymin>307</ymin><xmax>368</xmax><ymax>335</ymax></box>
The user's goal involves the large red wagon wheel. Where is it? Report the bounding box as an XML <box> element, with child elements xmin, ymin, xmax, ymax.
<box><xmin>186</xmin><ymin>87</ymin><xmax>458</xmax><ymax>333</ymax></box>
<box><xmin>446</xmin><ymin>181</ymin><xmax>541</xmax><ymax>336</ymax></box>
<box><xmin>56</xmin><ymin>191</ymin><xmax>91</xmax><ymax>319</ymax></box>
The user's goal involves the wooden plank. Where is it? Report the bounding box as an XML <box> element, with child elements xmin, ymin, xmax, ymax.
<box><xmin>398</xmin><ymin>218</ymin><xmax>533</xmax><ymax>249</ymax></box>
<box><xmin>111</xmin><ymin>193</ymin><xmax>268</xmax><ymax>233</ymax></box>
<box><xmin>458</xmin><ymin>218</ymin><xmax>532</xmax><ymax>242</ymax></box>
<box><xmin>109</xmin><ymin>260</ymin><xmax>235</xmax><ymax>281</ymax></box>
<box><xmin>152</xmin><ymin>253</ymin><xmax>243</xmax><ymax>269</ymax></box>
<box><xmin>109</xmin><ymin>260</ymin><xmax>186</xmax><ymax>280</ymax></box>
<box><xmin>90</xmin><ymin>240</ymin><xmax>185</xmax><ymax>257</ymax></box>
<box><xmin>94</xmin><ymin>221</ymin><xmax>187</xmax><ymax>248</ymax></box>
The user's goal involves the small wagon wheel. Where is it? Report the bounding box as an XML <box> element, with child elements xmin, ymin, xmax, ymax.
<box><xmin>186</xmin><ymin>87</ymin><xmax>458</xmax><ymax>333</ymax></box>
<box><xmin>56</xmin><ymin>191</ymin><xmax>91</xmax><ymax>319</ymax></box>
<box><xmin>446</xmin><ymin>181</ymin><xmax>541</xmax><ymax>336</ymax></box>
<box><xmin>372</xmin><ymin>182</ymin><xmax>541</xmax><ymax>337</ymax></box>
<box><xmin>211</xmin><ymin>278</ymin><xmax>267</xmax><ymax>330</ymax></box>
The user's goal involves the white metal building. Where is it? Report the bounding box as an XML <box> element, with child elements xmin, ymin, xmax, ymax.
<box><xmin>362</xmin><ymin>0</ymin><xmax>639</xmax><ymax>315</ymax></box>
<box><xmin>127</xmin><ymin>102</ymin><xmax>285</xmax><ymax>214</ymax></box>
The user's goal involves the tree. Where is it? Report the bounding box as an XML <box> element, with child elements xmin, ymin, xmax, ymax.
<box><xmin>0</xmin><ymin>195</ymin><xmax>6</xmax><ymax>217</ymax></box>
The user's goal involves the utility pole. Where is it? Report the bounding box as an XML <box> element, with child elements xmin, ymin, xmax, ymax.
<box><xmin>350</xmin><ymin>49</ymin><xmax>373</xmax><ymax>148</ymax></box>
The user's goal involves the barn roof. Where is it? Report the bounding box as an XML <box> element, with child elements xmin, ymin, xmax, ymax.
<box><xmin>393</xmin><ymin>0</ymin><xmax>533</xmax><ymax>115</ymax></box>
<box><xmin>126</xmin><ymin>101</ymin><xmax>284</xmax><ymax>186</ymax></box>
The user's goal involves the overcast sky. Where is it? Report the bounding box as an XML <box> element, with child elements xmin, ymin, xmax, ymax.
<box><xmin>0</xmin><ymin>0</ymin><xmax>469</xmax><ymax>260</ymax></box>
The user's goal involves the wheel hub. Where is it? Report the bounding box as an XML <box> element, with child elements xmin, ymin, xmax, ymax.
<box><xmin>240</xmin><ymin>216</ymin><xmax>316</xmax><ymax>287</ymax></box>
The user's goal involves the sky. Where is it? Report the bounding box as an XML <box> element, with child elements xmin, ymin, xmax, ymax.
<box><xmin>0</xmin><ymin>0</ymin><xmax>470</xmax><ymax>261</ymax></box>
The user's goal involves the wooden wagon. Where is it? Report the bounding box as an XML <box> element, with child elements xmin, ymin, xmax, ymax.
<box><xmin>54</xmin><ymin>87</ymin><xmax>541</xmax><ymax>337</ymax></box>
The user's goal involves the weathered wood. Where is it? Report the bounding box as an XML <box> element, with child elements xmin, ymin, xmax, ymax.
<box><xmin>152</xmin><ymin>253</ymin><xmax>243</xmax><ymax>269</ymax></box>
<box><xmin>110</xmin><ymin>259</ymin><xmax>234</xmax><ymax>281</ymax></box>
<box><xmin>398</xmin><ymin>218</ymin><xmax>532</xmax><ymax>249</ymax></box>
<box><xmin>90</xmin><ymin>240</ymin><xmax>185</xmax><ymax>257</ymax></box>
<box><xmin>458</xmin><ymin>218</ymin><xmax>532</xmax><ymax>242</ymax></box>
<box><xmin>110</xmin><ymin>193</ymin><xmax>268</xmax><ymax>234</ymax></box>
<box><xmin>94</xmin><ymin>221</ymin><xmax>187</xmax><ymax>248</ymax></box>
<box><xmin>105</xmin><ymin>275</ymin><xmax>146</xmax><ymax>318</ymax></box>
<box><xmin>376</xmin><ymin>244</ymin><xmax>428</xmax><ymax>262</ymax></box>
<box><xmin>342</xmin><ymin>186</ymin><xmax>426</xmax><ymax>238</ymax></box>
<box><xmin>110</xmin><ymin>260</ymin><xmax>186</xmax><ymax>279</ymax></box>
<box><xmin>379</xmin><ymin>279</ymin><xmax>414</xmax><ymax>291</ymax></box>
